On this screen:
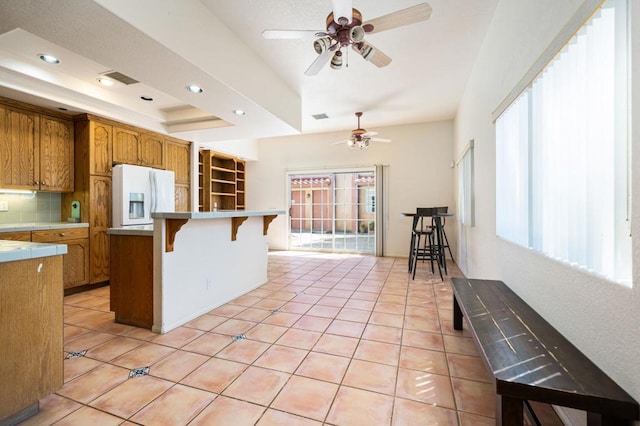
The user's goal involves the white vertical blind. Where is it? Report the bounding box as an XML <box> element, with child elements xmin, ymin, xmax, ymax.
<box><xmin>495</xmin><ymin>0</ymin><xmax>630</xmax><ymax>284</ymax></box>
<box><xmin>496</xmin><ymin>91</ymin><xmax>530</xmax><ymax>246</ymax></box>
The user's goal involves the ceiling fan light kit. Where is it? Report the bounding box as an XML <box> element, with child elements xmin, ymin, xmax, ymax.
<box><xmin>330</xmin><ymin>51</ymin><xmax>343</xmax><ymax>70</ymax></box>
<box><xmin>262</xmin><ymin>1</ymin><xmax>432</xmax><ymax>75</ymax></box>
<box><xmin>333</xmin><ymin>112</ymin><xmax>392</xmax><ymax>150</ymax></box>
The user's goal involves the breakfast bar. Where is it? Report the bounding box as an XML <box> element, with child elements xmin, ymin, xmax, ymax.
<box><xmin>108</xmin><ymin>210</ymin><xmax>284</xmax><ymax>334</ymax></box>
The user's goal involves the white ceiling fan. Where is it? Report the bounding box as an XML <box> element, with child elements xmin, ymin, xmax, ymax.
<box><xmin>332</xmin><ymin>112</ymin><xmax>391</xmax><ymax>149</ymax></box>
<box><xmin>262</xmin><ymin>1</ymin><xmax>432</xmax><ymax>75</ymax></box>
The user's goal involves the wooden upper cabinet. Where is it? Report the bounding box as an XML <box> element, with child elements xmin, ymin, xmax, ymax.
<box><xmin>174</xmin><ymin>183</ymin><xmax>190</xmax><ymax>212</ymax></box>
<box><xmin>165</xmin><ymin>139</ymin><xmax>190</xmax><ymax>184</ymax></box>
<box><xmin>140</xmin><ymin>134</ymin><xmax>164</xmax><ymax>169</ymax></box>
<box><xmin>91</xmin><ymin>121</ymin><xmax>113</xmax><ymax>176</ymax></box>
<box><xmin>40</xmin><ymin>115</ymin><xmax>74</xmax><ymax>191</ymax></box>
<box><xmin>113</xmin><ymin>127</ymin><xmax>165</xmax><ymax>168</ymax></box>
<box><xmin>113</xmin><ymin>127</ymin><xmax>140</xmax><ymax>166</ymax></box>
<box><xmin>0</xmin><ymin>105</ymin><xmax>39</xmax><ymax>190</ymax></box>
<box><xmin>0</xmin><ymin>105</ymin><xmax>73</xmax><ymax>192</ymax></box>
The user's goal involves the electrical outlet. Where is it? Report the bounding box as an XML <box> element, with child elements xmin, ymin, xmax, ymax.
<box><xmin>206</xmin><ymin>279</ymin><xmax>212</xmax><ymax>290</ymax></box>
<box><xmin>0</xmin><ymin>201</ymin><xmax>8</xmax><ymax>211</ymax></box>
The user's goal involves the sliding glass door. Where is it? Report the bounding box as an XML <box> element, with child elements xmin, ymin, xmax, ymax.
<box><xmin>288</xmin><ymin>169</ymin><xmax>376</xmax><ymax>254</ymax></box>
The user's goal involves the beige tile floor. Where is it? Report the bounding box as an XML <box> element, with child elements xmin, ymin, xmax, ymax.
<box><xmin>21</xmin><ymin>251</ymin><xmax>497</xmax><ymax>425</ymax></box>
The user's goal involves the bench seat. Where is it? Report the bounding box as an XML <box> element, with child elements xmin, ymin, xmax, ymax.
<box><xmin>450</xmin><ymin>278</ymin><xmax>639</xmax><ymax>425</ymax></box>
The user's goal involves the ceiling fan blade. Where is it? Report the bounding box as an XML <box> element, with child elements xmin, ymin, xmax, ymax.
<box><xmin>363</xmin><ymin>2</ymin><xmax>432</xmax><ymax>35</ymax></box>
<box><xmin>262</xmin><ymin>29</ymin><xmax>320</xmax><ymax>39</ymax></box>
<box><xmin>362</xmin><ymin>131</ymin><xmax>378</xmax><ymax>137</ymax></box>
<box><xmin>331</xmin><ymin>0</ymin><xmax>353</xmax><ymax>24</ymax></box>
<box><xmin>353</xmin><ymin>42</ymin><xmax>392</xmax><ymax>67</ymax></box>
<box><xmin>305</xmin><ymin>49</ymin><xmax>332</xmax><ymax>76</ymax></box>
<box><xmin>371</xmin><ymin>137</ymin><xmax>392</xmax><ymax>143</ymax></box>
<box><xmin>331</xmin><ymin>139</ymin><xmax>351</xmax><ymax>145</ymax></box>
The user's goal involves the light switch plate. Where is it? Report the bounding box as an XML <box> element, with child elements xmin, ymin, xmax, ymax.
<box><xmin>0</xmin><ymin>201</ymin><xmax>8</xmax><ymax>211</ymax></box>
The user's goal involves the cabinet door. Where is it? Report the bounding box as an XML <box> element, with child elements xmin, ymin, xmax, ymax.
<box><xmin>140</xmin><ymin>134</ymin><xmax>164</xmax><ymax>169</ymax></box>
<box><xmin>62</xmin><ymin>238</ymin><xmax>90</xmax><ymax>288</ymax></box>
<box><xmin>165</xmin><ymin>140</ymin><xmax>190</xmax><ymax>183</ymax></box>
<box><xmin>113</xmin><ymin>127</ymin><xmax>140</xmax><ymax>165</ymax></box>
<box><xmin>91</xmin><ymin>121</ymin><xmax>112</xmax><ymax>175</ymax></box>
<box><xmin>175</xmin><ymin>183</ymin><xmax>190</xmax><ymax>212</ymax></box>
<box><xmin>89</xmin><ymin>176</ymin><xmax>111</xmax><ymax>283</ymax></box>
<box><xmin>0</xmin><ymin>105</ymin><xmax>39</xmax><ymax>190</ymax></box>
<box><xmin>90</xmin><ymin>176</ymin><xmax>111</xmax><ymax>229</ymax></box>
<box><xmin>90</xmin><ymin>230</ymin><xmax>110</xmax><ymax>284</ymax></box>
<box><xmin>40</xmin><ymin>115</ymin><xmax>74</xmax><ymax>191</ymax></box>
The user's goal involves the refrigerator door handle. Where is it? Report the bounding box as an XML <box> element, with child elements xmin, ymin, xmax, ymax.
<box><xmin>149</xmin><ymin>170</ymin><xmax>158</xmax><ymax>212</ymax></box>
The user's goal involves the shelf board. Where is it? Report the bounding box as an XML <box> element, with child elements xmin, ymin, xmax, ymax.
<box><xmin>211</xmin><ymin>192</ymin><xmax>237</xmax><ymax>197</ymax></box>
<box><xmin>210</xmin><ymin>166</ymin><xmax>236</xmax><ymax>173</ymax></box>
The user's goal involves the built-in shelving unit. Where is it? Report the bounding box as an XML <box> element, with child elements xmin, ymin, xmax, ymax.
<box><xmin>236</xmin><ymin>160</ymin><xmax>246</xmax><ymax>210</ymax></box>
<box><xmin>199</xmin><ymin>149</ymin><xmax>246</xmax><ymax>211</ymax></box>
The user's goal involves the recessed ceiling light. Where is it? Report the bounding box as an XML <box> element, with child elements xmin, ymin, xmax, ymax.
<box><xmin>186</xmin><ymin>85</ymin><xmax>203</xmax><ymax>94</ymax></box>
<box><xmin>38</xmin><ymin>54</ymin><xmax>60</xmax><ymax>64</ymax></box>
<box><xmin>140</xmin><ymin>96</ymin><xmax>154</xmax><ymax>102</ymax></box>
<box><xmin>97</xmin><ymin>77</ymin><xmax>115</xmax><ymax>86</ymax></box>
<box><xmin>233</xmin><ymin>109</ymin><xmax>246</xmax><ymax>116</ymax></box>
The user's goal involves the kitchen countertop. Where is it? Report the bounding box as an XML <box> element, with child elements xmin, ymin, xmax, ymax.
<box><xmin>152</xmin><ymin>210</ymin><xmax>285</xmax><ymax>220</ymax></box>
<box><xmin>0</xmin><ymin>240</ymin><xmax>68</xmax><ymax>263</ymax></box>
<box><xmin>107</xmin><ymin>224</ymin><xmax>153</xmax><ymax>236</ymax></box>
<box><xmin>0</xmin><ymin>222</ymin><xmax>89</xmax><ymax>232</ymax></box>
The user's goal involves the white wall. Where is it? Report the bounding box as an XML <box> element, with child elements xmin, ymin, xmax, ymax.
<box><xmin>246</xmin><ymin>121</ymin><xmax>455</xmax><ymax>257</ymax></box>
<box><xmin>455</xmin><ymin>0</ymin><xmax>640</xmax><ymax>413</ymax></box>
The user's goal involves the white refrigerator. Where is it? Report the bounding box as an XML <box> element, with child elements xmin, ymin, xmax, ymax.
<box><xmin>112</xmin><ymin>164</ymin><xmax>175</xmax><ymax>227</ymax></box>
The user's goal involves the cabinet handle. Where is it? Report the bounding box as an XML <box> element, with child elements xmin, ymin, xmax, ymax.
<box><xmin>59</xmin><ymin>233</ymin><xmax>66</xmax><ymax>237</ymax></box>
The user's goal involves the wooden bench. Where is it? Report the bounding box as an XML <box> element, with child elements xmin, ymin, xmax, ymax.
<box><xmin>450</xmin><ymin>278</ymin><xmax>639</xmax><ymax>425</ymax></box>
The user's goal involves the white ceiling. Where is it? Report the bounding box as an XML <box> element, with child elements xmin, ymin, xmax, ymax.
<box><xmin>0</xmin><ymin>0</ymin><xmax>498</xmax><ymax>145</ymax></box>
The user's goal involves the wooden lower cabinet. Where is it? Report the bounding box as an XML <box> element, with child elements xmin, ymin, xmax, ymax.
<box><xmin>62</xmin><ymin>239</ymin><xmax>90</xmax><ymax>288</ymax></box>
<box><xmin>90</xmin><ymin>230</ymin><xmax>110</xmax><ymax>284</ymax></box>
<box><xmin>32</xmin><ymin>227</ymin><xmax>90</xmax><ymax>289</ymax></box>
<box><xmin>1</xmin><ymin>228</ymin><xmax>90</xmax><ymax>290</ymax></box>
<box><xmin>0</xmin><ymin>231</ymin><xmax>31</xmax><ymax>241</ymax></box>
<box><xmin>89</xmin><ymin>175</ymin><xmax>111</xmax><ymax>284</ymax></box>
<box><xmin>0</xmin><ymin>256</ymin><xmax>63</xmax><ymax>422</ymax></box>
<box><xmin>110</xmin><ymin>234</ymin><xmax>153</xmax><ymax>328</ymax></box>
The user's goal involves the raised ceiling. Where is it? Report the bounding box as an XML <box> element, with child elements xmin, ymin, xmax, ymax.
<box><xmin>0</xmin><ymin>0</ymin><xmax>498</xmax><ymax>144</ymax></box>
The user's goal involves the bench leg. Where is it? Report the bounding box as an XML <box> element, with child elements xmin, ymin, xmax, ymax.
<box><xmin>453</xmin><ymin>296</ymin><xmax>463</xmax><ymax>330</ymax></box>
<box><xmin>587</xmin><ymin>412</ymin><xmax>632</xmax><ymax>426</ymax></box>
<box><xmin>497</xmin><ymin>395</ymin><xmax>523</xmax><ymax>425</ymax></box>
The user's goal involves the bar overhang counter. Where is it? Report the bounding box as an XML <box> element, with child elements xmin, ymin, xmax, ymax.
<box><xmin>151</xmin><ymin>210</ymin><xmax>284</xmax><ymax>333</ymax></box>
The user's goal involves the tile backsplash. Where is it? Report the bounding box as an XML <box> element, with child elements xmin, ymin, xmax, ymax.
<box><xmin>0</xmin><ymin>192</ymin><xmax>62</xmax><ymax>224</ymax></box>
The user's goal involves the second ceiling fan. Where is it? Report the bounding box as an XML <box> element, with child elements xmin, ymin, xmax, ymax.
<box><xmin>262</xmin><ymin>1</ymin><xmax>432</xmax><ymax>75</ymax></box>
<box><xmin>332</xmin><ymin>112</ymin><xmax>391</xmax><ymax>149</ymax></box>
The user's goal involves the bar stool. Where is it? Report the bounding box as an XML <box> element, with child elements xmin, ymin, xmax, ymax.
<box><xmin>410</xmin><ymin>207</ymin><xmax>443</xmax><ymax>281</ymax></box>
<box><xmin>431</xmin><ymin>207</ymin><xmax>453</xmax><ymax>276</ymax></box>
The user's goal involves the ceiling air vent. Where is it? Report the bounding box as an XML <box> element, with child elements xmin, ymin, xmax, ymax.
<box><xmin>312</xmin><ymin>113</ymin><xmax>329</xmax><ymax>120</ymax></box>
<box><xmin>102</xmin><ymin>71</ymin><xmax>139</xmax><ymax>85</ymax></box>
